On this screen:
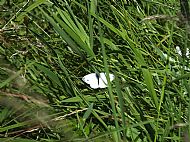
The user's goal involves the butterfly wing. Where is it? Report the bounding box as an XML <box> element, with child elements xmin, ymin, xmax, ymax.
<box><xmin>109</xmin><ymin>74</ymin><xmax>115</xmax><ymax>82</ymax></box>
<box><xmin>82</xmin><ymin>73</ymin><xmax>99</xmax><ymax>89</ymax></box>
<box><xmin>98</xmin><ymin>73</ymin><xmax>115</xmax><ymax>88</ymax></box>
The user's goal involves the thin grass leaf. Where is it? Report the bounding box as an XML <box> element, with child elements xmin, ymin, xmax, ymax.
<box><xmin>98</xmin><ymin>19</ymin><xmax>121</xmax><ymax>141</ymax></box>
<box><xmin>92</xmin><ymin>13</ymin><xmax>124</xmax><ymax>39</ymax></box>
<box><xmin>16</xmin><ymin>0</ymin><xmax>46</xmax><ymax>21</ymax></box>
<box><xmin>115</xmin><ymin>75</ymin><xmax>127</xmax><ymax>141</ymax></box>
<box><xmin>63</xmin><ymin>0</ymin><xmax>90</xmax><ymax>43</ymax></box>
<box><xmin>0</xmin><ymin>121</ymin><xmax>29</xmax><ymax>133</ymax></box>
<box><xmin>56</xmin><ymin>9</ymin><xmax>88</xmax><ymax>43</ymax></box>
<box><xmin>35</xmin><ymin>63</ymin><xmax>62</xmax><ymax>88</ymax></box>
<box><xmin>52</xmin><ymin>12</ymin><xmax>94</xmax><ymax>57</ymax></box>
<box><xmin>170</xmin><ymin>72</ymin><xmax>190</xmax><ymax>83</ymax></box>
<box><xmin>92</xmin><ymin>12</ymin><xmax>136</xmax><ymax>46</ymax></box>
<box><xmin>88</xmin><ymin>0</ymin><xmax>97</xmax><ymax>50</ymax></box>
<box><xmin>83</xmin><ymin>103</ymin><xmax>93</xmax><ymax>120</ymax></box>
<box><xmin>42</xmin><ymin>2</ymin><xmax>95</xmax><ymax>57</ymax></box>
<box><xmin>0</xmin><ymin>108</ymin><xmax>12</xmax><ymax>124</ymax></box>
<box><xmin>0</xmin><ymin>70</ymin><xmax>22</xmax><ymax>88</ymax></box>
<box><xmin>0</xmin><ymin>138</ymin><xmax>38</xmax><ymax>142</ymax></box>
<box><xmin>39</xmin><ymin>8</ymin><xmax>84</xmax><ymax>57</ymax></box>
<box><xmin>61</xmin><ymin>95</ymin><xmax>106</xmax><ymax>103</ymax></box>
<box><xmin>142</xmin><ymin>68</ymin><xmax>159</xmax><ymax>110</ymax></box>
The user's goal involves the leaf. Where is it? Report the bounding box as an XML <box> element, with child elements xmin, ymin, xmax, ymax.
<box><xmin>35</xmin><ymin>63</ymin><xmax>62</xmax><ymax>87</ymax></box>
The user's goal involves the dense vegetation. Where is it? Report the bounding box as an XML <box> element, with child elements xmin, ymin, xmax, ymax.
<box><xmin>0</xmin><ymin>0</ymin><xmax>190</xmax><ymax>141</ymax></box>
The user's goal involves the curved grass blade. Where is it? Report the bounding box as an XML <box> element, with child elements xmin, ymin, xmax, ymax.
<box><xmin>35</xmin><ymin>63</ymin><xmax>62</xmax><ymax>88</ymax></box>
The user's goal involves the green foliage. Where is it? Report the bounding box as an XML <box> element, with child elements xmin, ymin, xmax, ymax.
<box><xmin>0</xmin><ymin>0</ymin><xmax>190</xmax><ymax>142</ymax></box>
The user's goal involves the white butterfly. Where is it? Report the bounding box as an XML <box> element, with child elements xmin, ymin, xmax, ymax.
<box><xmin>176</xmin><ymin>46</ymin><xmax>189</xmax><ymax>58</ymax></box>
<box><xmin>82</xmin><ymin>73</ymin><xmax>115</xmax><ymax>89</ymax></box>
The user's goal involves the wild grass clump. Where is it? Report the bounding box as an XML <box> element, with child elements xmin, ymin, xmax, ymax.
<box><xmin>0</xmin><ymin>0</ymin><xmax>190</xmax><ymax>142</ymax></box>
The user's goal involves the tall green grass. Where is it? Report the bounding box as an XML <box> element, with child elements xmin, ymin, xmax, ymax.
<box><xmin>0</xmin><ymin>0</ymin><xmax>190</xmax><ymax>141</ymax></box>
